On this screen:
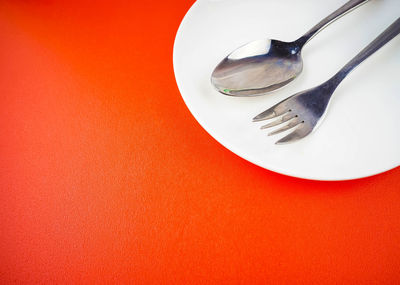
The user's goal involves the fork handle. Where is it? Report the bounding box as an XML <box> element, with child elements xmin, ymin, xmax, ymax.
<box><xmin>296</xmin><ymin>0</ymin><xmax>369</xmax><ymax>47</ymax></box>
<box><xmin>331</xmin><ymin>17</ymin><xmax>400</xmax><ymax>85</ymax></box>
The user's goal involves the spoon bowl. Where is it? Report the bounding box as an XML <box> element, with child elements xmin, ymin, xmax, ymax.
<box><xmin>211</xmin><ymin>39</ymin><xmax>303</xmax><ymax>96</ymax></box>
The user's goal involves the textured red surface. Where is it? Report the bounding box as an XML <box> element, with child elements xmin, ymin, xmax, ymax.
<box><xmin>1</xmin><ymin>1</ymin><xmax>400</xmax><ymax>284</ymax></box>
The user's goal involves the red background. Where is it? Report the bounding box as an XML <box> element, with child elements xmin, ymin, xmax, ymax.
<box><xmin>1</xmin><ymin>1</ymin><xmax>400</xmax><ymax>284</ymax></box>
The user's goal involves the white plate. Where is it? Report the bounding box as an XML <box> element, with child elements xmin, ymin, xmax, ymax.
<box><xmin>173</xmin><ymin>0</ymin><xmax>400</xmax><ymax>181</ymax></box>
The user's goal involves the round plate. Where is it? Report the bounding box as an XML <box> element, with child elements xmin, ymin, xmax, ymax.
<box><xmin>173</xmin><ymin>0</ymin><xmax>400</xmax><ymax>181</ymax></box>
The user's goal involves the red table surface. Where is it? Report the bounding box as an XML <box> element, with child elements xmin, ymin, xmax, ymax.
<box><xmin>0</xmin><ymin>1</ymin><xmax>399</xmax><ymax>284</ymax></box>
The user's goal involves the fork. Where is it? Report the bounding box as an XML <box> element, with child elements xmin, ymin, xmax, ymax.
<box><xmin>253</xmin><ymin>17</ymin><xmax>400</xmax><ymax>144</ymax></box>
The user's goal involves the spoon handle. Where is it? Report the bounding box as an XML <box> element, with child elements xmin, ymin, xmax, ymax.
<box><xmin>296</xmin><ymin>0</ymin><xmax>369</xmax><ymax>47</ymax></box>
<box><xmin>330</xmin><ymin>17</ymin><xmax>400</xmax><ymax>86</ymax></box>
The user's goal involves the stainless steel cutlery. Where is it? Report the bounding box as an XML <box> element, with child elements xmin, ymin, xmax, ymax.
<box><xmin>210</xmin><ymin>0</ymin><xmax>399</xmax><ymax>144</ymax></box>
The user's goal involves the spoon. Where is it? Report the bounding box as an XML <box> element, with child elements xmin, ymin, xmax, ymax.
<box><xmin>211</xmin><ymin>0</ymin><xmax>370</xmax><ymax>96</ymax></box>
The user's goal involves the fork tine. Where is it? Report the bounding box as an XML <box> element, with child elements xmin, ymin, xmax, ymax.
<box><xmin>261</xmin><ymin>113</ymin><xmax>296</xmax><ymax>129</ymax></box>
<box><xmin>252</xmin><ymin>101</ymin><xmax>290</xmax><ymax>122</ymax></box>
<box><xmin>275</xmin><ymin>125</ymin><xmax>312</xmax><ymax>145</ymax></box>
<box><xmin>268</xmin><ymin>120</ymin><xmax>301</xmax><ymax>136</ymax></box>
